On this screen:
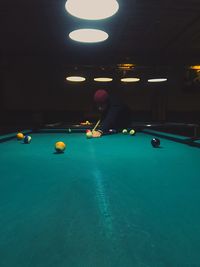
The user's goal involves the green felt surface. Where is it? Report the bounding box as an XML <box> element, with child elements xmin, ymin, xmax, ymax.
<box><xmin>0</xmin><ymin>132</ymin><xmax>200</xmax><ymax>267</ymax></box>
<box><xmin>142</xmin><ymin>129</ymin><xmax>187</xmax><ymax>140</ymax></box>
<box><xmin>0</xmin><ymin>130</ymin><xmax>31</xmax><ymax>142</ymax></box>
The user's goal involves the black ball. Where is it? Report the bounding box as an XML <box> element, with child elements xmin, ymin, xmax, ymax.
<box><xmin>151</xmin><ymin>138</ymin><xmax>160</xmax><ymax>148</ymax></box>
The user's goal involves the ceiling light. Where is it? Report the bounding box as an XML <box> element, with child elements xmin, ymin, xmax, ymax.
<box><xmin>121</xmin><ymin>78</ymin><xmax>140</xmax><ymax>82</ymax></box>
<box><xmin>66</xmin><ymin>76</ymin><xmax>86</xmax><ymax>82</ymax></box>
<box><xmin>190</xmin><ymin>65</ymin><xmax>200</xmax><ymax>70</ymax></box>
<box><xmin>69</xmin><ymin>29</ymin><xmax>108</xmax><ymax>43</ymax></box>
<box><xmin>148</xmin><ymin>78</ymin><xmax>167</xmax><ymax>83</ymax></box>
<box><xmin>65</xmin><ymin>0</ymin><xmax>119</xmax><ymax>20</ymax></box>
<box><xmin>94</xmin><ymin>77</ymin><xmax>113</xmax><ymax>82</ymax></box>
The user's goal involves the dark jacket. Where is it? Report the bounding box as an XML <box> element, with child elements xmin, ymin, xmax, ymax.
<box><xmin>97</xmin><ymin>92</ymin><xmax>131</xmax><ymax>133</ymax></box>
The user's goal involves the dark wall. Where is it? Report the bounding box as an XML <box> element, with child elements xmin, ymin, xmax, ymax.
<box><xmin>2</xmin><ymin>62</ymin><xmax>154</xmax><ymax>111</ymax></box>
<box><xmin>165</xmin><ymin>68</ymin><xmax>200</xmax><ymax>122</ymax></box>
<box><xmin>167</xmin><ymin>68</ymin><xmax>200</xmax><ymax>111</ymax></box>
<box><xmin>1</xmin><ymin>59</ymin><xmax>200</xmax><ymax>129</ymax></box>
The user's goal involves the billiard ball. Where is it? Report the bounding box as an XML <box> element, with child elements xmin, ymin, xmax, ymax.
<box><xmin>68</xmin><ymin>128</ymin><xmax>72</xmax><ymax>133</ymax></box>
<box><xmin>55</xmin><ymin>141</ymin><xmax>66</xmax><ymax>153</ymax></box>
<box><xmin>129</xmin><ymin>129</ymin><xmax>135</xmax><ymax>135</ymax></box>
<box><xmin>122</xmin><ymin>129</ymin><xmax>128</xmax><ymax>134</ymax></box>
<box><xmin>17</xmin><ymin>132</ymin><xmax>24</xmax><ymax>140</ymax></box>
<box><xmin>109</xmin><ymin>129</ymin><xmax>117</xmax><ymax>134</ymax></box>
<box><xmin>24</xmin><ymin>135</ymin><xmax>32</xmax><ymax>144</ymax></box>
<box><xmin>151</xmin><ymin>138</ymin><xmax>160</xmax><ymax>148</ymax></box>
<box><xmin>86</xmin><ymin>131</ymin><xmax>93</xmax><ymax>138</ymax></box>
<box><xmin>86</xmin><ymin>129</ymin><xmax>91</xmax><ymax>133</ymax></box>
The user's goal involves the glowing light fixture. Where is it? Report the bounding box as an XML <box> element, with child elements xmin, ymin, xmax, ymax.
<box><xmin>190</xmin><ymin>65</ymin><xmax>200</xmax><ymax>70</ymax></box>
<box><xmin>121</xmin><ymin>78</ymin><xmax>140</xmax><ymax>82</ymax></box>
<box><xmin>117</xmin><ymin>63</ymin><xmax>135</xmax><ymax>70</ymax></box>
<box><xmin>69</xmin><ymin>29</ymin><xmax>108</xmax><ymax>43</ymax></box>
<box><xmin>65</xmin><ymin>0</ymin><xmax>119</xmax><ymax>20</ymax></box>
<box><xmin>94</xmin><ymin>77</ymin><xmax>113</xmax><ymax>82</ymax></box>
<box><xmin>148</xmin><ymin>78</ymin><xmax>167</xmax><ymax>83</ymax></box>
<box><xmin>66</xmin><ymin>76</ymin><xmax>86</xmax><ymax>82</ymax></box>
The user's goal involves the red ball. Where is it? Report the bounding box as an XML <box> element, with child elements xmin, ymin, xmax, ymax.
<box><xmin>86</xmin><ymin>129</ymin><xmax>91</xmax><ymax>133</ymax></box>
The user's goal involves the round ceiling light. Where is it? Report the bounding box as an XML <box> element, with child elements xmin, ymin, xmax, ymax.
<box><xmin>69</xmin><ymin>29</ymin><xmax>109</xmax><ymax>43</ymax></box>
<box><xmin>148</xmin><ymin>78</ymin><xmax>167</xmax><ymax>83</ymax></box>
<box><xmin>65</xmin><ymin>0</ymin><xmax>119</xmax><ymax>20</ymax></box>
<box><xmin>94</xmin><ymin>77</ymin><xmax>113</xmax><ymax>82</ymax></box>
<box><xmin>121</xmin><ymin>78</ymin><xmax>140</xmax><ymax>82</ymax></box>
<box><xmin>66</xmin><ymin>76</ymin><xmax>86</xmax><ymax>82</ymax></box>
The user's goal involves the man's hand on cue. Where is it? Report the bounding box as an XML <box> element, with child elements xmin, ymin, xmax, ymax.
<box><xmin>92</xmin><ymin>130</ymin><xmax>102</xmax><ymax>138</ymax></box>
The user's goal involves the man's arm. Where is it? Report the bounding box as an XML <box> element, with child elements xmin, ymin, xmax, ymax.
<box><xmin>98</xmin><ymin>105</ymin><xmax>123</xmax><ymax>133</ymax></box>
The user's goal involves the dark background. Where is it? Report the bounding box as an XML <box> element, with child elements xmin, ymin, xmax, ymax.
<box><xmin>1</xmin><ymin>0</ymin><xmax>200</xmax><ymax>132</ymax></box>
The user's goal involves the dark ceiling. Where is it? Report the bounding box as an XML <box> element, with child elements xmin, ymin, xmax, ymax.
<box><xmin>1</xmin><ymin>0</ymin><xmax>200</xmax><ymax>71</ymax></box>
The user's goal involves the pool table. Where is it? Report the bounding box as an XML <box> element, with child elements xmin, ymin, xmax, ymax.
<box><xmin>0</xmin><ymin>128</ymin><xmax>200</xmax><ymax>267</ymax></box>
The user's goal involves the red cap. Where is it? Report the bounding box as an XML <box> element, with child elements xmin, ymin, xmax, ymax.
<box><xmin>94</xmin><ymin>90</ymin><xmax>109</xmax><ymax>104</ymax></box>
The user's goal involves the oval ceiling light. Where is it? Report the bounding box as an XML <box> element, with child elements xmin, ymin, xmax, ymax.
<box><xmin>66</xmin><ymin>76</ymin><xmax>86</xmax><ymax>82</ymax></box>
<box><xmin>94</xmin><ymin>77</ymin><xmax>113</xmax><ymax>82</ymax></box>
<box><xmin>121</xmin><ymin>78</ymin><xmax>140</xmax><ymax>82</ymax></box>
<box><xmin>148</xmin><ymin>78</ymin><xmax>167</xmax><ymax>83</ymax></box>
<box><xmin>69</xmin><ymin>29</ymin><xmax>108</xmax><ymax>43</ymax></box>
<box><xmin>65</xmin><ymin>0</ymin><xmax>119</xmax><ymax>20</ymax></box>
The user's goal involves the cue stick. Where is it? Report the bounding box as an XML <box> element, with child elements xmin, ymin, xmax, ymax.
<box><xmin>92</xmin><ymin>119</ymin><xmax>101</xmax><ymax>132</ymax></box>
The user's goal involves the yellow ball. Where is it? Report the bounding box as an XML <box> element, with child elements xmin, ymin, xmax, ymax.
<box><xmin>129</xmin><ymin>129</ymin><xmax>135</xmax><ymax>135</ymax></box>
<box><xmin>55</xmin><ymin>141</ymin><xmax>66</xmax><ymax>153</ymax></box>
<box><xmin>17</xmin><ymin>132</ymin><xmax>24</xmax><ymax>140</ymax></box>
<box><xmin>86</xmin><ymin>131</ymin><xmax>93</xmax><ymax>138</ymax></box>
